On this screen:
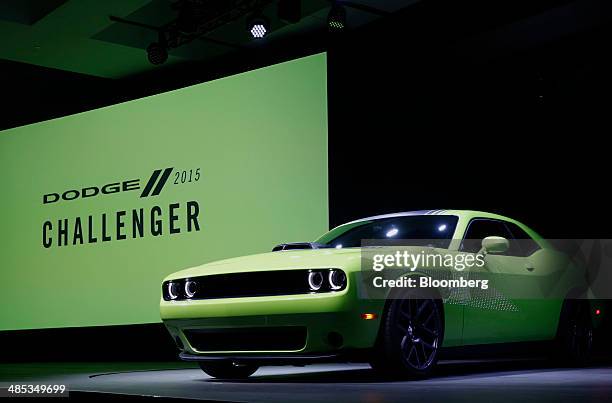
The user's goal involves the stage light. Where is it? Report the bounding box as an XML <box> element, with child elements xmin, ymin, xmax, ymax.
<box><xmin>147</xmin><ymin>42</ymin><xmax>168</xmax><ymax>65</ymax></box>
<box><xmin>327</xmin><ymin>3</ymin><xmax>346</xmax><ymax>32</ymax></box>
<box><xmin>250</xmin><ymin>23</ymin><xmax>267</xmax><ymax>38</ymax></box>
<box><xmin>247</xmin><ymin>15</ymin><xmax>270</xmax><ymax>39</ymax></box>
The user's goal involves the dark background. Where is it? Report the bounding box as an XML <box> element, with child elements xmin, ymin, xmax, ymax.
<box><xmin>3</xmin><ymin>1</ymin><xmax>610</xmax><ymax>238</ymax></box>
<box><xmin>1</xmin><ymin>0</ymin><xmax>611</xmax><ymax>360</ymax></box>
<box><xmin>327</xmin><ymin>0</ymin><xmax>611</xmax><ymax>238</ymax></box>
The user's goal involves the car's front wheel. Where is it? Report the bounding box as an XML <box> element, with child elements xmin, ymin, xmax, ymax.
<box><xmin>371</xmin><ymin>294</ymin><xmax>443</xmax><ymax>378</ymax></box>
<box><xmin>199</xmin><ymin>362</ymin><xmax>259</xmax><ymax>379</ymax></box>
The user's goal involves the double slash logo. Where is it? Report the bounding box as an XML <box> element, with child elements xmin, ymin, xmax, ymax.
<box><xmin>140</xmin><ymin>167</ymin><xmax>174</xmax><ymax>198</ymax></box>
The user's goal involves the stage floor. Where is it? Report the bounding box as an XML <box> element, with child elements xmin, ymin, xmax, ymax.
<box><xmin>2</xmin><ymin>360</ymin><xmax>612</xmax><ymax>402</ymax></box>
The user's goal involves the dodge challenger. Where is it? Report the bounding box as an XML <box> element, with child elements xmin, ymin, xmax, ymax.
<box><xmin>160</xmin><ymin>210</ymin><xmax>602</xmax><ymax>379</ymax></box>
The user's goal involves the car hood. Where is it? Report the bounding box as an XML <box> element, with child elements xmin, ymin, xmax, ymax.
<box><xmin>164</xmin><ymin>248</ymin><xmax>365</xmax><ymax>281</ymax></box>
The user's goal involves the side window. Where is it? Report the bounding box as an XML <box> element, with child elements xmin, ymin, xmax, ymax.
<box><xmin>505</xmin><ymin>222</ymin><xmax>541</xmax><ymax>256</ymax></box>
<box><xmin>461</xmin><ymin>219</ymin><xmax>515</xmax><ymax>254</ymax></box>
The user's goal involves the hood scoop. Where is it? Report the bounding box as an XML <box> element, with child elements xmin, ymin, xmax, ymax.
<box><xmin>272</xmin><ymin>242</ymin><xmax>328</xmax><ymax>252</ymax></box>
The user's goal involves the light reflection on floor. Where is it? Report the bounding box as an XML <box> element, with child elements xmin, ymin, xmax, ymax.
<box><xmin>2</xmin><ymin>359</ymin><xmax>612</xmax><ymax>402</ymax></box>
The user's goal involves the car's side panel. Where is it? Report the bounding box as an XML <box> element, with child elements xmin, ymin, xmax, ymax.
<box><xmin>463</xmin><ymin>299</ymin><xmax>562</xmax><ymax>345</ymax></box>
<box><xmin>455</xmin><ymin>214</ymin><xmax>581</xmax><ymax>345</ymax></box>
<box><xmin>441</xmin><ymin>302</ymin><xmax>464</xmax><ymax>347</ymax></box>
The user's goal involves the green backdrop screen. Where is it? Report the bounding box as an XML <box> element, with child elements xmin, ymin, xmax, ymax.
<box><xmin>0</xmin><ymin>53</ymin><xmax>328</xmax><ymax>331</ymax></box>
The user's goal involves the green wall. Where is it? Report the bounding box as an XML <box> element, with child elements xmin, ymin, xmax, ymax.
<box><xmin>0</xmin><ymin>53</ymin><xmax>328</xmax><ymax>331</ymax></box>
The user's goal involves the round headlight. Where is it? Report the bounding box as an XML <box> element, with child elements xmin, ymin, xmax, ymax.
<box><xmin>185</xmin><ymin>280</ymin><xmax>198</xmax><ymax>299</ymax></box>
<box><xmin>329</xmin><ymin>269</ymin><xmax>346</xmax><ymax>290</ymax></box>
<box><xmin>308</xmin><ymin>271</ymin><xmax>324</xmax><ymax>291</ymax></box>
<box><xmin>167</xmin><ymin>282</ymin><xmax>181</xmax><ymax>300</ymax></box>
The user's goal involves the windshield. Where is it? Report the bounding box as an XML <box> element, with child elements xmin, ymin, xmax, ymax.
<box><xmin>316</xmin><ymin>215</ymin><xmax>459</xmax><ymax>249</ymax></box>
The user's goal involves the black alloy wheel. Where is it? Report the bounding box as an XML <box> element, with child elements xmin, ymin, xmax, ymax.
<box><xmin>372</xmin><ymin>294</ymin><xmax>443</xmax><ymax>378</ymax></box>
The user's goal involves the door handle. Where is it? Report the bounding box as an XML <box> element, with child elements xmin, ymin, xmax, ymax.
<box><xmin>526</xmin><ymin>266</ymin><xmax>535</xmax><ymax>272</ymax></box>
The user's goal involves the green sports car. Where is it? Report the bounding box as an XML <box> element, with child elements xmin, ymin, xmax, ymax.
<box><xmin>160</xmin><ymin>210</ymin><xmax>602</xmax><ymax>379</ymax></box>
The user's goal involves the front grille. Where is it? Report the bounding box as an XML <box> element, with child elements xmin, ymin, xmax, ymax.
<box><xmin>184</xmin><ymin>326</ymin><xmax>307</xmax><ymax>352</ymax></box>
<box><xmin>162</xmin><ymin>269</ymin><xmax>346</xmax><ymax>301</ymax></box>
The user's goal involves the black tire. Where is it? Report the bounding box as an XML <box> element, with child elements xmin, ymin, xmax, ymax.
<box><xmin>198</xmin><ymin>362</ymin><xmax>259</xmax><ymax>379</ymax></box>
<box><xmin>370</xmin><ymin>293</ymin><xmax>444</xmax><ymax>378</ymax></box>
<box><xmin>557</xmin><ymin>299</ymin><xmax>593</xmax><ymax>366</ymax></box>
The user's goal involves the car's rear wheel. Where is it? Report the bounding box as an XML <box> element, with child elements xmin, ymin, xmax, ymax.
<box><xmin>371</xmin><ymin>293</ymin><xmax>443</xmax><ymax>378</ymax></box>
<box><xmin>557</xmin><ymin>299</ymin><xmax>593</xmax><ymax>366</ymax></box>
<box><xmin>198</xmin><ymin>362</ymin><xmax>259</xmax><ymax>379</ymax></box>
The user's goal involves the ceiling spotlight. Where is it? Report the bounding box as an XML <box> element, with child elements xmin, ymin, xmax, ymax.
<box><xmin>147</xmin><ymin>32</ymin><xmax>168</xmax><ymax>65</ymax></box>
<box><xmin>247</xmin><ymin>15</ymin><xmax>269</xmax><ymax>39</ymax></box>
<box><xmin>146</xmin><ymin>42</ymin><xmax>168</xmax><ymax>65</ymax></box>
<box><xmin>327</xmin><ymin>3</ymin><xmax>346</xmax><ymax>33</ymax></box>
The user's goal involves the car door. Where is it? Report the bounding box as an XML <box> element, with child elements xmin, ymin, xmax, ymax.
<box><xmin>503</xmin><ymin>221</ymin><xmax>568</xmax><ymax>340</ymax></box>
<box><xmin>460</xmin><ymin>218</ymin><xmax>557</xmax><ymax>345</ymax></box>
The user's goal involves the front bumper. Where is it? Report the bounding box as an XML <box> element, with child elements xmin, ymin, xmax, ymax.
<box><xmin>160</xmin><ymin>282</ymin><xmax>383</xmax><ymax>357</ymax></box>
<box><xmin>178</xmin><ymin>351</ymin><xmax>371</xmax><ymax>365</ymax></box>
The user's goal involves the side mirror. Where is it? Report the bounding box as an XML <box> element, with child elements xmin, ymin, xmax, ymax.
<box><xmin>482</xmin><ymin>236</ymin><xmax>509</xmax><ymax>254</ymax></box>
